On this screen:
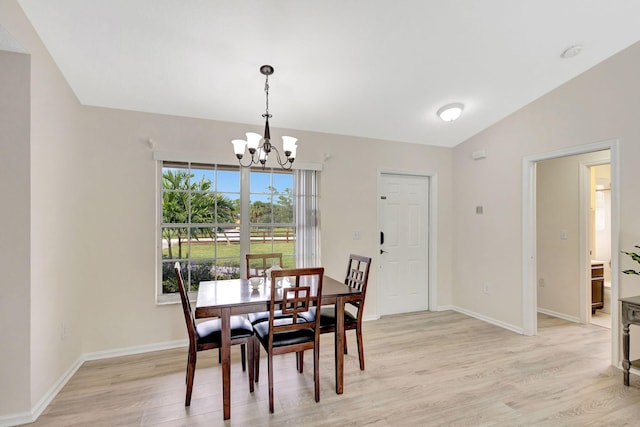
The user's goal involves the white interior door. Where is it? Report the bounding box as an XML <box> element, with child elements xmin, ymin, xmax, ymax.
<box><xmin>379</xmin><ymin>173</ymin><xmax>429</xmax><ymax>315</ymax></box>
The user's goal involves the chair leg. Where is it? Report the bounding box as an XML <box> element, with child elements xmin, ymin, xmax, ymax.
<box><xmin>268</xmin><ymin>352</ymin><xmax>274</xmax><ymax>413</ymax></box>
<box><xmin>356</xmin><ymin>324</ymin><xmax>365</xmax><ymax>370</ymax></box>
<box><xmin>247</xmin><ymin>338</ymin><xmax>254</xmax><ymax>393</ymax></box>
<box><xmin>344</xmin><ymin>330</ymin><xmax>348</xmax><ymax>354</ymax></box>
<box><xmin>254</xmin><ymin>336</ymin><xmax>261</xmax><ymax>382</ymax></box>
<box><xmin>185</xmin><ymin>348</ymin><xmax>197</xmax><ymax>406</ymax></box>
<box><xmin>297</xmin><ymin>351</ymin><xmax>304</xmax><ymax>373</ymax></box>
<box><xmin>218</xmin><ymin>347</ymin><xmax>222</xmax><ymax>364</ymax></box>
<box><xmin>313</xmin><ymin>343</ymin><xmax>320</xmax><ymax>402</ymax></box>
<box><xmin>240</xmin><ymin>343</ymin><xmax>247</xmax><ymax>372</ymax></box>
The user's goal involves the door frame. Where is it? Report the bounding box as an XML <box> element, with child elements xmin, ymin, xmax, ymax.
<box><xmin>522</xmin><ymin>139</ymin><xmax>619</xmax><ymax>365</ymax></box>
<box><xmin>377</xmin><ymin>169</ymin><xmax>438</xmax><ymax>315</ymax></box>
<box><xmin>581</xmin><ymin>160</ymin><xmax>611</xmax><ymax>325</ymax></box>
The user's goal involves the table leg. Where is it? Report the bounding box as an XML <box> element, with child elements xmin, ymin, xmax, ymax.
<box><xmin>335</xmin><ymin>296</ymin><xmax>345</xmax><ymax>394</ymax></box>
<box><xmin>221</xmin><ymin>307</ymin><xmax>231</xmax><ymax>419</ymax></box>
<box><xmin>623</xmin><ymin>322</ymin><xmax>630</xmax><ymax>386</ymax></box>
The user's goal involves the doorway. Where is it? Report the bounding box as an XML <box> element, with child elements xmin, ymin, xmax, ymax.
<box><xmin>378</xmin><ymin>173</ymin><xmax>430</xmax><ymax>315</ymax></box>
<box><xmin>523</xmin><ymin>139</ymin><xmax>619</xmax><ymax>365</ymax></box>
<box><xmin>589</xmin><ymin>163</ymin><xmax>612</xmax><ymax>329</ymax></box>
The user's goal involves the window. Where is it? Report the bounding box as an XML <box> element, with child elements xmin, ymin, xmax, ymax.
<box><xmin>158</xmin><ymin>161</ymin><xmax>319</xmax><ymax>302</ymax></box>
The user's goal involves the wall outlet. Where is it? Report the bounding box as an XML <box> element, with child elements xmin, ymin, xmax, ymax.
<box><xmin>482</xmin><ymin>283</ymin><xmax>490</xmax><ymax>294</ymax></box>
<box><xmin>352</xmin><ymin>230</ymin><xmax>361</xmax><ymax>240</ymax></box>
<box><xmin>538</xmin><ymin>278</ymin><xmax>545</xmax><ymax>287</ymax></box>
<box><xmin>61</xmin><ymin>322</ymin><xmax>69</xmax><ymax>340</ymax></box>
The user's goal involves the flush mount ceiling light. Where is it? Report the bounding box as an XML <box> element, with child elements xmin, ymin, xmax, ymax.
<box><xmin>437</xmin><ymin>103</ymin><xmax>464</xmax><ymax>122</ymax></box>
<box><xmin>231</xmin><ymin>65</ymin><xmax>297</xmax><ymax>169</ymax></box>
<box><xmin>561</xmin><ymin>45</ymin><xmax>582</xmax><ymax>59</ymax></box>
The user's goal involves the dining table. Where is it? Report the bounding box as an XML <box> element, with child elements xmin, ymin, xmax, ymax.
<box><xmin>195</xmin><ymin>274</ymin><xmax>362</xmax><ymax>419</ymax></box>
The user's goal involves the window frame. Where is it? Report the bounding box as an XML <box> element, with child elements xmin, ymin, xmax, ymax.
<box><xmin>156</xmin><ymin>161</ymin><xmax>306</xmax><ymax>304</ymax></box>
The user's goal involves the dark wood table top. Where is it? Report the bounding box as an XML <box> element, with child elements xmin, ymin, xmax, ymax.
<box><xmin>195</xmin><ymin>275</ymin><xmax>361</xmax><ymax>318</ymax></box>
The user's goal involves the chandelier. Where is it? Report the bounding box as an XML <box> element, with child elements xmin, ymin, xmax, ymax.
<box><xmin>231</xmin><ymin>65</ymin><xmax>297</xmax><ymax>169</ymax></box>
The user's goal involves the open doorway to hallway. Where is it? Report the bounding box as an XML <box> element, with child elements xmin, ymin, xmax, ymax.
<box><xmin>535</xmin><ymin>150</ymin><xmax>611</xmax><ymax>325</ymax></box>
<box><xmin>524</xmin><ymin>140</ymin><xmax>619</xmax><ymax>366</ymax></box>
<box><xmin>590</xmin><ymin>163</ymin><xmax>612</xmax><ymax>329</ymax></box>
<box><xmin>522</xmin><ymin>139</ymin><xmax>622</xmax><ymax>365</ymax></box>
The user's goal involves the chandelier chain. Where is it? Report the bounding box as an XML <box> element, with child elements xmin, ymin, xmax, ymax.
<box><xmin>263</xmin><ymin>74</ymin><xmax>271</xmax><ymax>119</ymax></box>
<box><xmin>231</xmin><ymin>65</ymin><xmax>296</xmax><ymax>170</ymax></box>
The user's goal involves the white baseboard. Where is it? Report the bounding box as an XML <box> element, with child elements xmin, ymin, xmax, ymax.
<box><xmin>83</xmin><ymin>339</ymin><xmax>187</xmax><ymax>361</ymax></box>
<box><xmin>0</xmin><ymin>339</ymin><xmax>189</xmax><ymax>427</ymax></box>
<box><xmin>448</xmin><ymin>305</ymin><xmax>525</xmax><ymax>335</ymax></box>
<box><xmin>537</xmin><ymin>307</ymin><xmax>580</xmax><ymax>324</ymax></box>
<box><xmin>0</xmin><ymin>353</ymin><xmax>84</xmax><ymax>427</ymax></box>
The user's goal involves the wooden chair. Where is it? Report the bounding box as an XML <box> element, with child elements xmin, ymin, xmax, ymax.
<box><xmin>253</xmin><ymin>267</ymin><xmax>324</xmax><ymax>413</ymax></box>
<box><xmin>245</xmin><ymin>253</ymin><xmax>294</xmax><ymax>380</ymax></box>
<box><xmin>174</xmin><ymin>262</ymin><xmax>254</xmax><ymax>406</ymax></box>
<box><xmin>246</xmin><ymin>252</ymin><xmax>283</xmax><ymax>279</ymax></box>
<box><xmin>246</xmin><ymin>252</ymin><xmax>290</xmax><ymax>324</ymax></box>
<box><xmin>301</xmin><ymin>254</ymin><xmax>371</xmax><ymax>370</ymax></box>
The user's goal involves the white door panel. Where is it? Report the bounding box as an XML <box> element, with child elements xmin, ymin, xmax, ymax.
<box><xmin>379</xmin><ymin>173</ymin><xmax>429</xmax><ymax>315</ymax></box>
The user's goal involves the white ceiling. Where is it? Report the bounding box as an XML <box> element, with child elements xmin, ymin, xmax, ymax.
<box><xmin>15</xmin><ymin>0</ymin><xmax>640</xmax><ymax>148</ymax></box>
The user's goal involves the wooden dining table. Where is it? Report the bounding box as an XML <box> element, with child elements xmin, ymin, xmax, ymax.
<box><xmin>195</xmin><ymin>274</ymin><xmax>363</xmax><ymax>420</ymax></box>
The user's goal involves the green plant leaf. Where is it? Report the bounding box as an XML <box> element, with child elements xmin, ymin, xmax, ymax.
<box><xmin>621</xmin><ymin>251</ymin><xmax>640</xmax><ymax>263</ymax></box>
<box><xmin>622</xmin><ymin>269</ymin><xmax>640</xmax><ymax>275</ymax></box>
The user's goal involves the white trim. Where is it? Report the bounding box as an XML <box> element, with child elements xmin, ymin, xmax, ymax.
<box><xmin>537</xmin><ymin>307</ymin><xmax>581</xmax><ymax>324</ymax></box>
<box><xmin>522</xmin><ymin>139</ymin><xmax>620</xmax><ymax>364</ymax></box>
<box><xmin>153</xmin><ymin>150</ymin><xmax>323</xmax><ymax>171</ymax></box>
<box><xmin>579</xmin><ymin>157</ymin><xmax>612</xmax><ymax>326</ymax></box>
<box><xmin>451</xmin><ymin>305</ymin><xmax>524</xmax><ymax>335</ymax></box>
<box><xmin>83</xmin><ymin>339</ymin><xmax>188</xmax><ymax>361</ymax></box>
<box><xmin>362</xmin><ymin>314</ymin><xmax>380</xmax><ymax>322</ymax></box>
<box><xmin>0</xmin><ymin>339</ymin><xmax>190</xmax><ymax>426</ymax></box>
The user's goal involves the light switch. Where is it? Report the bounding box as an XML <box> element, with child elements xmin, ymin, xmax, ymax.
<box><xmin>560</xmin><ymin>230</ymin><xmax>568</xmax><ymax>240</ymax></box>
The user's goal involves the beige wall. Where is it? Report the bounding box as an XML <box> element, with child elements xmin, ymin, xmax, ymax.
<box><xmin>453</xmin><ymin>40</ymin><xmax>640</xmax><ymax>329</ymax></box>
<box><xmin>75</xmin><ymin>106</ymin><xmax>454</xmax><ymax>352</ymax></box>
<box><xmin>6</xmin><ymin>0</ymin><xmax>640</xmax><ymax>420</ymax></box>
<box><xmin>0</xmin><ymin>49</ymin><xmax>31</xmax><ymax>416</ymax></box>
<box><xmin>0</xmin><ymin>1</ymin><xmax>453</xmax><ymax>420</ymax></box>
<box><xmin>536</xmin><ymin>151</ymin><xmax>610</xmax><ymax>319</ymax></box>
<box><xmin>1</xmin><ymin>0</ymin><xmax>84</xmax><ymax>420</ymax></box>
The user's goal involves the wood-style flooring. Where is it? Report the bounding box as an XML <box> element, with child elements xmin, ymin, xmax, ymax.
<box><xmin>24</xmin><ymin>311</ymin><xmax>640</xmax><ymax>426</ymax></box>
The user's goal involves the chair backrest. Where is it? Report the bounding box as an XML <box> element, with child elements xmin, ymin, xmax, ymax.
<box><xmin>174</xmin><ymin>262</ymin><xmax>198</xmax><ymax>344</ymax></box>
<box><xmin>345</xmin><ymin>254</ymin><xmax>372</xmax><ymax>317</ymax></box>
<box><xmin>268</xmin><ymin>267</ymin><xmax>324</xmax><ymax>341</ymax></box>
<box><xmin>246</xmin><ymin>253</ymin><xmax>283</xmax><ymax>278</ymax></box>
<box><xmin>345</xmin><ymin>254</ymin><xmax>372</xmax><ymax>295</ymax></box>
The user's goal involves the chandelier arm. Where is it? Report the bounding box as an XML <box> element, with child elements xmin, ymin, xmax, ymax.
<box><xmin>237</xmin><ymin>154</ymin><xmax>257</xmax><ymax>168</ymax></box>
<box><xmin>270</xmin><ymin>146</ymin><xmax>294</xmax><ymax>170</ymax></box>
<box><xmin>231</xmin><ymin>65</ymin><xmax>297</xmax><ymax>171</ymax></box>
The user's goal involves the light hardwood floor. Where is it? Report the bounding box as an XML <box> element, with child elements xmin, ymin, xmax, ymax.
<box><xmin>24</xmin><ymin>311</ymin><xmax>640</xmax><ymax>426</ymax></box>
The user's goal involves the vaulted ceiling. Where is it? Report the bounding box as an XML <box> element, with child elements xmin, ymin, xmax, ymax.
<box><xmin>14</xmin><ymin>0</ymin><xmax>640</xmax><ymax>147</ymax></box>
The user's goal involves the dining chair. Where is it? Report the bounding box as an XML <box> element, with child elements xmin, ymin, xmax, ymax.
<box><xmin>246</xmin><ymin>252</ymin><xmax>283</xmax><ymax>278</ymax></box>
<box><xmin>246</xmin><ymin>252</ymin><xmax>292</xmax><ymax>325</ymax></box>
<box><xmin>301</xmin><ymin>254</ymin><xmax>371</xmax><ymax>370</ymax></box>
<box><xmin>174</xmin><ymin>262</ymin><xmax>254</xmax><ymax>406</ymax></box>
<box><xmin>253</xmin><ymin>267</ymin><xmax>324</xmax><ymax>413</ymax></box>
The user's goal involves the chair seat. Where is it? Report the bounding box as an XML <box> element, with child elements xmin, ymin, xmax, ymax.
<box><xmin>247</xmin><ymin>310</ymin><xmax>293</xmax><ymax>325</ymax></box>
<box><xmin>300</xmin><ymin>306</ymin><xmax>357</xmax><ymax>327</ymax></box>
<box><xmin>254</xmin><ymin>318</ymin><xmax>315</xmax><ymax>348</ymax></box>
<box><xmin>196</xmin><ymin>316</ymin><xmax>253</xmax><ymax>345</ymax></box>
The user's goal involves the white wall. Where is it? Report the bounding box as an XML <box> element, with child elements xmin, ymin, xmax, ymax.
<box><xmin>453</xmin><ymin>40</ymin><xmax>640</xmax><ymax>331</ymax></box>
